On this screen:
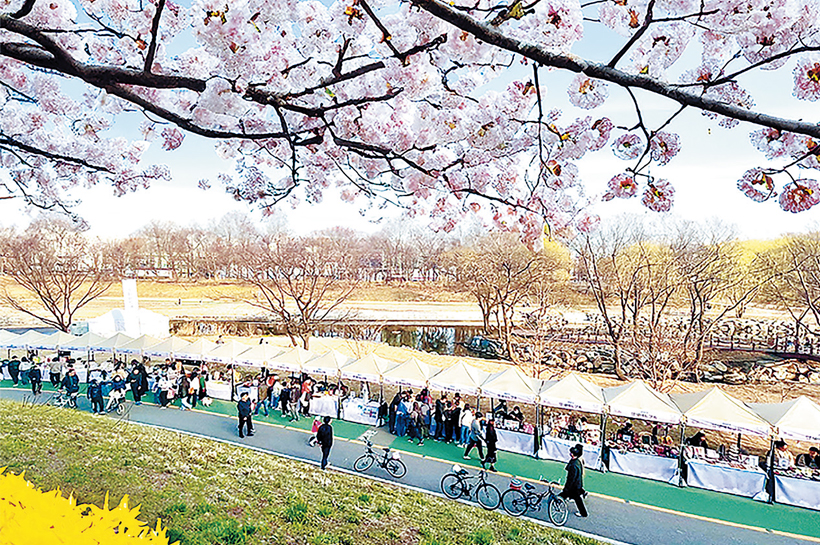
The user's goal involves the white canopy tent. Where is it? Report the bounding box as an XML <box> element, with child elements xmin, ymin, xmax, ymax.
<box><xmin>233</xmin><ymin>344</ymin><xmax>283</xmax><ymax>367</ymax></box>
<box><xmin>428</xmin><ymin>360</ymin><xmax>489</xmax><ymax>397</ymax></box>
<box><xmin>204</xmin><ymin>341</ymin><xmax>254</xmax><ymax>364</ymax></box>
<box><xmin>750</xmin><ymin>396</ymin><xmax>820</xmax><ymax>442</ymax></box>
<box><xmin>92</xmin><ymin>333</ymin><xmax>135</xmax><ymax>353</ymax></box>
<box><xmin>144</xmin><ymin>336</ymin><xmax>192</xmax><ymax>359</ymax></box>
<box><xmin>603</xmin><ymin>380</ymin><xmax>683</xmax><ymax>425</ymax></box>
<box><xmin>175</xmin><ymin>339</ymin><xmax>218</xmax><ymax>361</ymax></box>
<box><xmin>340</xmin><ymin>353</ymin><xmax>395</xmax><ymax>383</ymax></box>
<box><xmin>63</xmin><ymin>332</ymin><xmax>107</xmax><ymax>353</ymax></box>
<box><xmin>267</xmin><ymin>346</ymin><xmax>314</xmax><ymax>373</ymax></box>
<box><xmin>538</xmin><ymin>373</ymin><xmax>605</xmax><ymax>414</ymax></box>
<box><xmin>302</xmin><ymin>350</ymin><xmax>352</xmax><ymax>377</ymax></box>
<box><xmin>0</xmin><ymin>330</ymin><xmax>20</xmax><ymax>347</ymax></box>
<box><xmin>6</xmin><ymin>330</ymin><xmax>50</xmax><ymax>350</ymax></box>
<box><xmin>480</xmin><ymin>367</ymin><xmax>540</xmax><ymax>405</ymax></box>
<box><xmin>117</xmin><ymin>335</ymin><xmax>162</xmax><ymax>356</ymax></box>
<box><xmin>382</xmin><ymin>357</ymin><xmax>437</xmax><ymax>389</ymax></box>
<box><xmin>37</xmin><ymin>331</ymin><xmax>79</xmax><ymax>351</ymax></box>
<box><xmin>672</xmin><ymin>388</ymin><xmax>772</xmax><ymax>437</ymax></box>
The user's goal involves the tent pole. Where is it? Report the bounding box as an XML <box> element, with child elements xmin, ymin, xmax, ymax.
<box><xmin>678</xmin><ymin>424</ymin><xmax>686</xmax><ymax>487</ymax></box>
<box><xmin>230</xmin><ymin>362</ymin><xmax>235</xmax><ymax>402</ymax></box>
<box><xmin>766</xmin><ymin>436</ymin><xmax>776</xmax><ymax>504</ymax></box>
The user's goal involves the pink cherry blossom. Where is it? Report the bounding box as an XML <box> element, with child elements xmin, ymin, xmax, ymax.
<box><xmin>612</xmin><ymin>133</ymin><xmax>644</xmax><ymax>160</ymax></box>
<box><xmin>749</xmin><ymin>128</ymin><xmax>788</xmax><ymax>159</ymax></box>
<box><xmin>602</xmin><ymin>173</ymin><xmax>638</xmax><ymax>200</ymax></box>
<box><xmin>737</xmin><ymin>168</ymin><xmax>776</xmax><ymax>202</ymax></box>
<box><xmin>641</xmin><ymin>179</ymin><xmax>675</xmax><ymax>212</ymax></box>
<box><xmin>793</xmin><ymin>56</ymin><xmax>820</xmax><ymax>101</ymax></box>
<box><xmin>779</xmin><ymin>179</ymin><xmax>820</xmax><ymax>213</ymax></box>
<box><xmin>567</xmin><ymin>74</ymin><xmax>609</xmax><ymax>109</ymax></box>
<box><xmin>649</xmin><ymin>131</ymin><xmax>680</xmax><ymax>165</ymax></box>
<box><xmin>161</xmin><ymin>127</ymin><xmax>185</xmax><ymax>151</ymax></box>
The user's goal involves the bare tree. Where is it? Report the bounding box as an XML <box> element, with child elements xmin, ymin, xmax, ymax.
<box><xmin>0</xmin><ymin>217</ymin><xmax>112</xmax><ymax>331</ymax></box>
<box><xmin>245</xmin><ymin>234</ymin><xmax>361</xmax><ymax>350</ymax></box>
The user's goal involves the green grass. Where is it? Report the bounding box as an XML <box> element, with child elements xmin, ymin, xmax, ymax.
<box><xmin>0</xmin><ymin>399</ymin><xmax>601</xmax><ymax>545</ymax></box>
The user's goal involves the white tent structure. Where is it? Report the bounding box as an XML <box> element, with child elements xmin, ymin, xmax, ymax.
<box><xmin>302</xmin><ymin>350</ymin><xmax>352</xmax><ymax>377</ymax></box>
<box><xmin>204</xmin><ymin>341</ymin><xmax>254</xmax><ymax>364</ymax></box>
<box><xmin>267</xmin><ymin>346</ymin><xmax>313</xmax><ymax>373</ymax></box>
<box><xmin>0</xmin><ymin>330</ymin><xmax>19</xmax><ymax>347</ymax></box>
<box><xmin>480</xmin><ymin>367</ymin><xmax>540</xmax><ymax>405</ymax></box>
<box><xmin>83</xmin><ymin>308</ymin><xmax>170</xmax><ymax>338</ymax></box>
<box><xmin>5</xmin><ymin>330</ymin><xmax>50</xmax><ymax>350</ymax></box>
<box><xmin>604</xmin><ymin>380</ymin><xmax>682</xmax><ymax>425</ymax></box>
<box><xmin>63</xmin><ymin>332</ymin><xmax>107</xmax><ymax>353</ymax></box>
<box><xmin>93</xmin><ymin>333</ymin><xmax>135</xmax><ymax>353</ymax></box>
<box><xmin>382</xmin><ymin>357</ymin><xmax>437</xmax><ymax>389</ymax></box>
<box><xmin>117</xmin><ymin>335</ymin><xmax>162</xmax><ymax>356</ymax></box>
<box><xmin>750</xmin><ymin>396</ymin><xmax>820</xmax><ymax>442</ymax></box>
<box><xmin>234</xmin><ymin>344</ymin><xmax>283</xmax><ymax>367</ymax></box>
<box><xmin>37</xmin><ymin>331</ymin><xmax>79</xmax><ymax>351</ymax></box>
<box><xmin>340</xmin><ymin>353</ymin><xmax>395</xmax><ymax>383</ymax></box>
<box><xmin>428</xmin><ymin>360</ymin><xmax>489</xmax><ymax>397</ymax></box>
<box><xmin>538</xmin><ymin>373</ymin><xmax>605</xmax><ymax>414</ymax></box>
<box><xmin>175</xmin><ymin>339</ymin><xmax>219</xmax><ymax>361</ymax></box>
<box><xmin>144</xmin><ymin>337</ymin><xmax>192</xmax><ymax>359</ymax></box>
<box><xmin>672</xmin><ymin>388</ymin><xmax>771</xmax><ymax>437</ymax></box>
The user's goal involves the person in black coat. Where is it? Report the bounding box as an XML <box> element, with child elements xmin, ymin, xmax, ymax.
<box><xmin>316</xmin><ymin>416</ymin><xmax>334</xmax><ymax>470</ymax></box>
<box><xmin>561</xmin><ymin>444</ymin><xmax>588</xmax><ymax>517</ymax></box>
<box><xmin>28</xmin><ymin>364</ymin><xmax>42</xmax><ymax>396</ymax></box>
<box><xmin>237</xmin><ymin>392</ymin><xmax>254</xmax><ymax>438</ymax></box>
<box><xmin>8</xmin><ymin>357</ymin><xmax>20</xmax><ymax>386</ymax></box>
<box><xmin>87</xmin><ymin>379</ymin><xmax>104</xmax><ymax>414</ymax></box>
<box><xmin>433</xmin><ymin>394</ymin><xmax>446</xmax><ymax>439</ymax></box>
<box><xmin>482</xmin><ymin>418</ymin><xmax>498</xmax><ymax>471</ymax></box>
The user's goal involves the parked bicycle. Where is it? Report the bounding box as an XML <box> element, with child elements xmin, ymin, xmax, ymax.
<box><xmin>439</xmin><ymin>465</ymin><xmax>501</xmax><ymax>510</ymax></box>
<box><xmin>353</xmin><ymin>440</ymin><xmax>407</xmax><ymax>478</ymax></box>
<box><xmin>500</xmin><ymin>477</ymin><xmax>568</xmax><ymax>525</ymax></box>
<box><xmin>48</xmin><ymin>390</ymin><xmax>79</xmax><ymax>410</ymax></box>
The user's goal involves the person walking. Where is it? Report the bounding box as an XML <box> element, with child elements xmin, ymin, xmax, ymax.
<box><xmin>60</xmin><ymin>368</ymin><xmax>80</xmax><ymax>408</ymax></box>
<box><xmin>459</xmin><ymin>404</ymin><xmax>474</xmax><ymax>448</ymax></box>
<box><xmin>482</xmin><ymin>417</ymin><xmax>498</xmax><ymax>472</ymax></box>
<box><xmin>8</xmin><ymin>357</ymin><xmax>20</xmax><ymax>386</ymax></box>
<box><xmin>237</xmin><ymin>391</ymin><xmax>254</xmax><ymax>438</ymax></box>
<box><xmin>463</xmin><ymin>412</ymin><xmax>485</xmax><ymax>461</ymax></box>
<box><xmin>316</xmin><ymin>416</ymin><xmax>334</xmax><ymax>470</ymax></box>
<box><xmin>433</xmin><ymin>393</ymin><xmax>446</xmax><ymax>440</ymax></box>
<box><xmin>87</xmin><ymin>379</ymin><xmax>105</xmax><ymax>414</ymax></box>
<box><xmin>28</xmin><ymin>363</ymin><xmax>43</xmax><ymax>396</ymax></box>
<box><xmin>560</xmin><ymin>444</ymin><xmax>589</xmax><ymax>518</ymax></box>
<box><xmin>48</xmin><ymin>358</ymin><xmax>62</xmax><ymax>387</ymax></box>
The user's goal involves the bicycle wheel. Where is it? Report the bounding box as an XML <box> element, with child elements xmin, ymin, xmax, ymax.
<box><xmin>500</xmin><ymin>488</ymin><xmax>528</xmax><ymax>517</ymax></box>
<box><xmin>353</xmin><ymin>454</ymin><xmax>375</xmax><ymax>472</ymax></box>
<box><xmin>116</xmin><ymin>402</ymin><xmax>126</xmax><ymax>416</ymax></box>
<box><xmin>475</xmin><ymin>483</ymin><xmax>501</xmax><ymax>511</ymax></box>
<box><xmin>440</xmin><ymin>474</ymin><xmax>464</xmax><ymax>499</ymax></box>
<box><xmin>385</xmin><ymin>458</ymin><xmax>407</xmax><ymax>478</ymax></box>
<box><xmin>548</xmin><ymin>495</ymin><xmax>569</xmax><ymax>526</ymax></box>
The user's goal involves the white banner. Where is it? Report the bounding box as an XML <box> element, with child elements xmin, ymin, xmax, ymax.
<box><xmin>774</xmin><ymin>475</ymin><xmax>820</xmax><ymax>511</ymax></box>
<box><xmin>609</xmin><ymin>450</ymin><xmax>680</xmax><ymax>484</ymax></box>
<box><xmin>685</xmin><ymin>460</ymin><xmax>768</xmax><ymax>500</ymax></box>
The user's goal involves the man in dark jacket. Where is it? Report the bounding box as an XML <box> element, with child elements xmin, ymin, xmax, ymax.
<box><xmin>60</xmin><ymin>368</ymin><xmax>80</xmax><ymax>408</ymax></box>
<box><xmin>237</xmin><ymin>391</ymin><xmax>254</xmax><ymax>438</ymax></box>
<box><xmin>87</xmin><ymin>380</ymin><xmax>104</xmax><ymax>414</ymax></box>
<box><xmin>561</xmin><ymin>444</ymin><xmax>588</xmax><ymax>517</ymax></box>
<box><xmin>8</xmin><ymin>357</ymin><xmax>20</xmax><ymax>386</ymax></box>
<box><xmin>316</xmin><ymin>416</ymin><xmax>334</xmax><ymax>470</ymax></box>
<box><xmin>482</xmin><ymin>417</ymin><xmax>499</xmax><ymax>471</ymax></box>
<box><xmin>28</xmin><ymin>364</ymin><xmax>42</xmax><ymax>396</ymax></box>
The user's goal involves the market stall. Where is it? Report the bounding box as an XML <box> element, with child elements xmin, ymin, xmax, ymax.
<box><xmin>175</xmin><ymin>339</ymin><xmax>218</xmax><ymax>362</ymax></box>
<box><xmin>537</xmin><ymin>373</ymin><xmax>605</xmax><ymax>470</ymax></box>
<box><xmin>672</xmin><ymin>388</ymin><xmax>772</xmax><ymax>500</ymax></box>
<box><xmin>63</xmin><ymin>332</ymin><xmax>107</xmax><ymax>359</ymax></box>
<box><xmin>144</xmin><ymin>336</ymin><xmax>193</xmax><ymax>359</ymax></box>
<box><xmin>480</xmin><ymin>367</ymin><xmax>540</xmax><ymax>456</ymax></box>
<box><xmin>428</xmin><ymin>360</ymin><xmax>489</xmax><ymax>397</ymax></box>
<box><xmin>339</xmin><ymin>353</ymin><xmax>395</xmax><ymax>424</ymax></box>
<box><xmin>233</xmin><ymin>344</ymin><xmax>283</xmax><ymax>368</ymax></box>
<box><xmin>752</xmin><ymin>396</ymin><xmax>820</xmax><ymax>511</ymax></box>
<box><xmin>268</xmin><ymin>346</ymin><xmax>314</xmax><ymax>375</ymax></box>
<box><xmin>37</xmin><ymin>331</ymin><xmax>80</xmax><ymax>352</ymax></box>
<box><xmin>92</xmin><ymin>333</ymin><xmax>135</xmax><ymax>355</ymax></box>
<box><xmin>603</xmin><ymin>380</ymin><xmax>683</xmax><ymax>484</ymax></box>
<box><xmin>6</xmin><ymin>330</ymin><xmax>51</xmax><ymax>351</ymax></box>
<box><xmin>302</xmin><ymin>350</ymin><xmax>350</xmax><ymax>379</ymax></box>
<box><xmin>116</xmin><ymin>335</ymin><xmax>162</xmax><ymax>357</ymax></box>
<box><xmin>204</xmin><ymin>341</ymin><xmax>254</xmax><ymax>365</ymax></box>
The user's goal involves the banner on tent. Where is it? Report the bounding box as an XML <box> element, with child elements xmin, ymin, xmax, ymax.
<box><xmin>482</xmin><ymin>389</ymin><xmax>536</xmax><ymax>405</ymax></box>
<box><xmin>540</xmin><ymin>398</ymin><xmax>603</xmax><ymax>414</ymax></box>
<box><xmin>607</xmin><ymin>407</ymin><xmax>681</xmax><ymax>425</ymax></box>
<box><xmin>684</xmin><ymin>417</ymin><xmax>770</xmax><ymax>437</ymax></box>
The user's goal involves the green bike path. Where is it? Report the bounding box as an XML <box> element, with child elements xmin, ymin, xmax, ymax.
<box><xmin>6</xmin><ymin>379</ymin><xmax>819</xmax><ymax>541</ymax></box>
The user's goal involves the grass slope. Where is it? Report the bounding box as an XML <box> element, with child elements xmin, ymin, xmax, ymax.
<box><xmin>0</xmin><ymin>399</ymin><xmax>600</xmax><ymax>545</ymax></box>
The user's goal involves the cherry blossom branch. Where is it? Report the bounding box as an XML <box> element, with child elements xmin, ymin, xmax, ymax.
<box><xmin>144</xmin><ymin>0</ymin><xmax>165</xmax><ymax>74</ymax></box>
<box><xmin>9</xmin><ymin>0</ymin><xmax>35</xmax><ymax>19</ymax></box>
<box><xmin>414</xmin><ymin>0</ymin><xmax>820</xmax><ymax>140</ymax></box>
<box><xmin>0</xmin><ymin>135</ymin><xmax>114</xmax><ymax>173</ymax></box>
<box><xmin>608</xmin><ymin>0</ymin><xmax>655</xmax><ymax>69</ymax></box>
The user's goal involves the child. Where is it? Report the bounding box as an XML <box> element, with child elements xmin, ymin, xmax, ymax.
<box><xmin>88</xmin><ymin>379</ymin><xmax>104</xmax><ymax>414</ymax></box>
<box><xmin>308</xmin><ymin>416</ymin><xmax>322</xmax><ymax>447</ymax></box>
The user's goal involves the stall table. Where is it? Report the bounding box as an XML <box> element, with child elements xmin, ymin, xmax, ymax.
<box><xmin>205</xmin><ymin>380</ymin><xmax>232</xmax><ymax>401</ymax></box>
<box><xmin>609</xmin><ymin>450</ymin><xmax>679</xmax><ymax>484</ymax></box>
<box><xmin>539</xmin><ymin>435</ymin><xmax>604</xmax><ymax>470</ymax></box>
<box><xmin>774</xmin><ymin>474</ymin><xmax>820</xmax><ymax>511</ymax></box>
<box><xmin>309</xmin><ymin>395</ymin><xmax>339</xmax><ymax>418</ymax></box>
<box><xmin>685</xmin><ymin>459</ymin><xmax>768</xmax><ymax>500</ymax></box>
<box><xmin>341</xmin><ymin>398</ymin><xmax>380</xmax><ymax>426</ymax></box>
<box><xmin>496</xmin><ymin>428</ymin><xmax>536</xmax><ymax>456</ymax></box>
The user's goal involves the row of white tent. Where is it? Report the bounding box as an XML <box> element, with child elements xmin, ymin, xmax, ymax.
<box><xmin>2</xmin><ymin>329</ymin><xmax>819</xmax><ymax>442</ymax></box>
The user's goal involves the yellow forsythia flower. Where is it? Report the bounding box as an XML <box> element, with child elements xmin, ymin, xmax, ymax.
<box><xmin>0</xmin><ymin>468</ymin><xmax>178</xmax><ymax>545</ymax></box>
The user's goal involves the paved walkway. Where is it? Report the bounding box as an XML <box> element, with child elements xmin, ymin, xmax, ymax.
<box><xmin>1</xmin><ymin>382</ymin><xmax>818</xmax><ymax>545</ymax></box>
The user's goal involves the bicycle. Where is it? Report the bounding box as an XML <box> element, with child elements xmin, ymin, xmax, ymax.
<box><xmin>500</xmin><ymin>477</ymin><xmax>568</xmax><ymax>525</ymax></box>
<box><xmin>439</xmin><ymin>464</ymin><xmax>501</xmax><ymax>510</ymax></box>
<box><xmin>48</xmin><ymin>390</ymin><xmax>79</xmax><ymax>410</ymax></box>
<box><xmin>353</xmin><ymin>440</ymin><xmax>407</xmax><ymax>478</ymax></box>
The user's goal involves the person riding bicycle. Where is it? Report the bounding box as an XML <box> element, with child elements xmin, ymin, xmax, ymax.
<box><xmin>59</xmin><ymin>368</ymin><xmax>80</xmax><ymax>407</ymax></box>
<box><xmin>105</xmin><ymin>371</ymin><xmax>128</xmax><ymax>412</ymax></box>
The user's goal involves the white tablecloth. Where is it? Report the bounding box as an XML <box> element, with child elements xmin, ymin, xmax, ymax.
<box><xmin>685</xmin><ymin>459</ymin><xmax>768</xmax><ymax>500</ymax></box>
<box><xmin>496</xmin><ymin>429</ymin><xmax>536</xmax><ymax>456</ymax></box>
<box><xmin>205</xmin><ymin>381</ymin><xmax>232</xmax><ymax>400</ymax></box>
<box><xmin>774</xmin><ymin>475</ymin><xmax>820</xmax><ymax>511</ymax></box>
<box><xmin>310</xmin><ymin>396</ymin><xmax>339</xmax><ymax>418</ymax></box>
<box><xmin>609</xmin><ymin>450</ymin><xmax>680</xmax><ymax>484</ymax></box>
<box><xmin>539</xmin><ymin>435</ymin><xmax>603</xmax><ymax>470</ymax></box>
<box><xmin>341</xmin><ymin>398</ymin><xmax>380</xmax><ymax>426</ymax></box>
